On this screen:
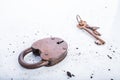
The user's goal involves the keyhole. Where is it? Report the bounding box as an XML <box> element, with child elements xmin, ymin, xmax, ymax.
<box><xmin>32</xmin><ymin>48</ymin><xmax>41</xmax><ymax>56</ymax></box>
<box><xmin>57</xmin><ymin>40</ymin><xmax>64</xmax><ymax>44</ymax></box>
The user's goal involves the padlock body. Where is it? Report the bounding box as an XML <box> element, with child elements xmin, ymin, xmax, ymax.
<box><xmin>32</xmin><ymin>37</ymin><xmax>68</xmax><ymax>66</ymax></box>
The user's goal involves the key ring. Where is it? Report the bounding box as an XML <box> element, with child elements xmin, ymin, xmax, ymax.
<box><xmin>76</xmin><ymin>15</ymin><xmax>82</xmax><ymax>23</ymax></box>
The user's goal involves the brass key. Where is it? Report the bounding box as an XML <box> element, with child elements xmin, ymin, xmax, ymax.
<box><xmin>76</xmin><ymin>15</ymin><xmax>105</xmax><ymax>45</ymax></box>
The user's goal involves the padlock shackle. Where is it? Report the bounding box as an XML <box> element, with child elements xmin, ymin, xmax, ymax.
<box><xmin>18</xmin><ymin>47</ymin><xmax>49</xmax><ymax>69</ymax></box>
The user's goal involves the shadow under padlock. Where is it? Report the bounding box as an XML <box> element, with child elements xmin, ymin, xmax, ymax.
<box><xmin>18</xmin><ymin>37</ymin><xmax>68</xmax><ymax>69</ymax></box>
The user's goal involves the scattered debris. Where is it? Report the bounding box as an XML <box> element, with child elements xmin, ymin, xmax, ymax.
<box><xmin>66</xmin><ymin>71</ymin><xmax>75</xmax><ymax>78</ymax></box>
<box><xmin>90</xmin><ymin>76</ymin><xmax>93</xmax><ymax>79</ymax></box>
<box><xmin>113</xmin><ymin>50</ymin><xmax>115</xmax><ymax>53</ymax></box>
<box><xmin>13</xmin><ymin>51</ymin><xmax>15</xmax><ymax>53</ymax></box>
<box><xmin>90</xmin><ymin>74</ymin><xmax>94</xmax><ymax>79</ymax></box>
<box><xmin>76</xmin><ymin>47</ymin><xmax>79</xmax><ymax>49</ymax></box>
<box><xmin>109</xmin><ymin>48</ymin><xmax>111</xmax><ymax>50</ymax></box>
<box><xmin>78</xmin><ymin>52</ymin><xmax>81</xmax><ymax>55</ymax></box>
<box><xmin>108</xmin><ymin>69</ymin><xmax>111</xmax><ymax>71</ymax></box>
<box><xmin>107</xmin><ymin>55</ymin><xmax>112</xmax><ymax>59</ymax></box>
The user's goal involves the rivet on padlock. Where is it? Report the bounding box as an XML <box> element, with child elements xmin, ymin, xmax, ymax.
<box><xmin>18</xmin><ymin>37</ymin><xmax>68</xmax><ymax>69</ymax></box>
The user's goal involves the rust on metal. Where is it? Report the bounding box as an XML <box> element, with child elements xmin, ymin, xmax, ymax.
<box><xmin>76</xmin><ymin>15</ymin><xmax>105</xmax><ymax>45</ymax></box>
<box><xmin>18</xmin><ymin>37</ymin><xmax>68</xmax><ymax>69</ymax></box>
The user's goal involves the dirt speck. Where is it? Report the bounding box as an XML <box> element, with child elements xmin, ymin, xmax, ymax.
<box><xmin>113</xmin><ymin>51</ymin><xmax>115</xmax><ymax>53</ymax></box>
<box><xmin>23</xmin><ymin>41</ymin><xmax>25</xmax><ymax>44</ymax></box>
<box><xmin>13</xmin><ymin>51</ymin><xmax>15</xmax><ymax>53</ymax></box>
<box><xmin>7</xmin><ymin>48</ymin><xmax>9</xmax><ymax>50</ymax></box>
<box><xmin>90</xmin><ymin>76</ymin><xmax>93</xmax><ymax>79</ymax></box>
<box><xmin>110</xmin><ymin>78</ymin><xmax>114</xmax><ymax>80</ymax></box>
<box><xmin>108</xmin><ymin>69</ymin><xmax>111</xmax><ymax>71</ymax></box>
<box><xmin>78</xmin><ymin>52</ymin><xmax>81</xmax><ymax>55</ymax></box>
<box><xmin>29</xmin><ymin>59</ymin><xmax>31</xmax><ymax>61</ymax></box>
<box><xmin>90</xmin><ymin>74</ymin><xmax>94</xmax><ymax>79</ymax></box>
<box><xmin>9</xmin><ymin>43</ymin><xmax>12</xmax><ymax>45</ymax></box>
<box><xmin>109</xmin><ymin>48</ymin><xmax>111</xmax><ymax>50</ymax></box>
<box><xmin>76</xmin><ymin>47</ymin><xmax>78</xmax><ymax>49</ymax></box>
<box><xmin>66</xmin><ymin>71</ymin><xmax>75</xmax><ymax>78</ymax></box>
<box><xmin>35</xmin><ymin>33</ymin><xmax>37</xmax><ymax>35</ymax></box>
<box><xmin>107</xmin><ymin>55</ymin><xmax>112</xmax><ymax>59</ymax></box>
<box><xmin>105</xmin><ymin>6</ymin><xmax>107</xmax><ymax>8</ymax></box>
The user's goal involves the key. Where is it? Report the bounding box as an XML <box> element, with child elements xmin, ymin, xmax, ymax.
<box><xmin>76</xmin><ymin>15</ymin><xmax>105</xmax><ymax>45</ymax></box>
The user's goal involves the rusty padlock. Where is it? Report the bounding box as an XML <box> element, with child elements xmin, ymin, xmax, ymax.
<box><xmin>18</xmin><ymin>37</ymin><xmax>68</xmax><ymax>69</ymax></box>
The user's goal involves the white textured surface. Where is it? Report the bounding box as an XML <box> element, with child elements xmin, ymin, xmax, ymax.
<box><xmin>0</xmin><ymin>0</ymin><xmax>120</xmax><ymax>80</ymax></box>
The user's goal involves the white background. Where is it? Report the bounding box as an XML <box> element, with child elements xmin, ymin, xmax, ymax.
<box><xmin>0</xmin><ymin>0</ymin><xmax>120</xmax><ymax>80</ymax></box>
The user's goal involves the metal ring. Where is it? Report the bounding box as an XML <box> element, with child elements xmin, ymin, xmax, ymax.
<box><xmin>76</xmin><ymin>15</ymin><xmax>82</xmax><ymax>23</ymax></box>
<box><xmin>18</xmin><ymin>47</ymin><xmax>49</xmax><ymax>69</ymax></box>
